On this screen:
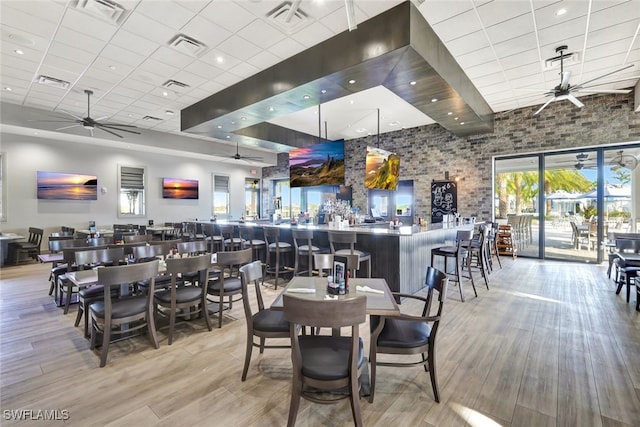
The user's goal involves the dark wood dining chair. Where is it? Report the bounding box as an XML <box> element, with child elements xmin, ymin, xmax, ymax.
<box><xmin>240</xmin><ymin>260</ymin><xmax>290</xmax><ymax>381</ymax></box>
<box><xmin>89</xmin><ymin>260</ymin><xmax>160</xmax><ymax>367</ymax></box>
<box><xmin>208</xmin><ymin>248</ymin><xmax>253</xmax><ymax>328</ymax></box>
<box><xmin>369</xmin><ymin>266</ymin><xmax>448</xmax><ymax>404</ymax></box>
<box><xmin>431</xmin><ymin>229</ymin><xmax>475</xmax><ymax>301</ymax></box>
<box><xmin>47</xmin><ymin>238</ymin><xmax>88</xmax><ymax>298</ymax></box>
<box><xmin>8</xmin><ymin>227</ymin><xmax>44</xmax><ymax>264</ymax></box>
<box><xmin>59</xmin><ymin>245</ymin><xmax>108</xmax><ymax>313</ymax></box>
<box><xmin>283</xmin><ymin>294</ymin><xmax>367</xmax><ymax>427</ymax></box>
<box><xmin>154</xmin><ymin>254</ymin><xmax>213</xmax><ymax>345</ymax></box>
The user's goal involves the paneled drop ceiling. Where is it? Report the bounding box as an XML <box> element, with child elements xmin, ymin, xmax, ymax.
<box><xmin>1</xmin><ymin>0</ymin><xmax>639</xmax><ymax>162</ymax></box>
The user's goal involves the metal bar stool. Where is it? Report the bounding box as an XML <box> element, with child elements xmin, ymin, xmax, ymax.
<box><xmin>238</xmin><ymin>225</ymin><xmax>266</xmax><ymax>263</ymax></box>
<box><xmin>327</xmin><ymin>230</ymin><xmax>371</xmax><ymax>278</ymax></box>
<box><xmin>220</xmin><ymin>224</ymin><xmax>242</xmax><ymax>251</ymax></box>
<box><xmin>430</xmin><ymin>229</ymin><xmax>476</xmax><ymax>302</ymax></box>
<box><xmin>292</xmin><ymin>229</ymin><xmax>323</xmax><ymax>277</ymax></box>
<box><xmin>263</xmin><ymin>226</ymin><xmax>293</xmax><ymax>289</ymax></box>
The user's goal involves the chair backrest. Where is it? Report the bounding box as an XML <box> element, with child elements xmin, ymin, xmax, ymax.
<box><xmin>165</xmin><ymin>254</ymin><xmax>211</xmax><ymax>288</ymax></box>
<box><xmin>314</xmin><ymin>253</ymin><xmax>359</xmax><ymax>277</ymax></box>
<box><xmin>201</xmin><ymin>223</ymin><xmax>215</xmax><ymax>238</ymax></box>
<box><xmin>49</xmin><ymin>238</ymin><xmax>87</xmax><ymax>253</ymax></box>
<box><xmin>109</xmin><ymin>242</ymin><xmax>147</xmax><ymax>256</ymax></box>
<box><xmin>150</xmin><ymin>239</ymin><xmax>182</xmax><ymax>249</ymax></box>
<box><xmin>96</xmin><ymin>260</ymin><xmax>159</xmax><ymax>315</ymax></box>
<box><xmin>87</xmin><ymin>237</ymin><xmax>111</xmax><ymax>246</ymax></box>
<box><xmin>423</xmin><ymin>267</ymin><xmax>449</xmax><ymax>319</ymax></box>
<box><xmin>62</xmin><ymin>245</ymin><xmax>108</xmax><ymax>265</ymax></box>
<box><xmin>240</xmin><ymin>260</ymin><xmax>266</xmax><ymax>316</ymax></box>
<box><xmin>328</xmin><ymin>230</ymin><xmax>357</xmax><ymax>254</ymax></box>
<box><xmin>455</xmin><ymin>229</ymin><xmax>474</xmax><ymax>253</ymax></box>
<box><xmin>61</xmin><ymin>226</ymin><xmax>75</xmax><ymax>234</ymax></box>
<box><xmin>75</xmin><ymin>247</ymin><xmax>125</xmax><ymax>269</ymax></box>
<box><xmin>27</xmin><ymin>227</ymin><xmax>44</xmax><ymax>247</ymax></box>
<box><xmin>263</xmin><ymin>226</ymin><xmax>283</xmax><ymax>245</ymax></box>
<box><xmin>177</xmin><ymin>240</ymin><xmax>208</xmax><ymax>255</ymax></box>
<box><xmin>292</xmin><ymin>229</ymin><xmax>314</xmax><ymax>251</ymax></box>
<box><xmin>283</xmin><ymin>293</ymin><xmax>366</xmax><ymax>329</ymax></box>
<box><xmin>132</xmin><ymin>243</ymin><xmax>168</xmax><ymax>260</ymax></box>
<box><xmin>616</xmin><ymin>238</ymin><xmax>640</xmax><ymax>253</ymax></box>
<box><xmin>219</xmin><ymin>224</ymin><xmax>236</xmax><ymax>239</ymax></box>
<box><xmin>124</xmin><ymin>234</ymin><xmax>152</xmax><ymax>243</ymax></box>
<box><xmin>216</xmin><ymin>248</ymin><xmax>253</xmax><ymax>268</ymax></box>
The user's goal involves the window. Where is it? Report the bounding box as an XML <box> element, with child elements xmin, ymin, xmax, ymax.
<box><xmin>245</xmin><ymin>178</ymin><xmax>260</xmax><ymax>219</ymax></box>
<box><xmin>0</xmin><ymin>153</ymin><xmax>6</xmax><ymax>222</ymax></box>
<box><xmin>272</xmin><ymin>179</ymin><xmax>347</xmax><ymax>219</ymax></box>
<box><xmin>118</xmin><ymin>165</ymin><xmax>145</xmax><ymax>217</ymax></box>
<box><xmin>273</xmin><ymin>179</ymin><xmax>291</xmax><ymax>218</ymax></box>
<box><xmin>213</xmin><ymin>174</ymin><xmax>230</xmax><ymax>218</ymax></box>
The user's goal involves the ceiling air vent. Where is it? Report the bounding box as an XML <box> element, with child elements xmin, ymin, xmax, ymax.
<box><xmin>162</xmin><ymin>79</ymin><xmax>190</xmax><ymax>90</ymax></box>
<box><xmin>168</xmin><ymin>34</ymin><xmax>207</xmax><ymax>57</ymax></box>
<box><xmin>544</xmin><ymin>51</ymin><xmax>579</xmax><ymax>70</ymax></box>
<box><xmin>142</xmin><ymin>115</ymin><xmax>162</xmax><ymax>121</ymax></box>
<box><xmin>267</xmin><ymin>1</ymin><xmax>308</xmax><ymax>33</ymax></box>
<box><xmin>75</xmin><ymin>0</ymin><xmax>126</xmax><ymax>23</ymax></box>
<box><xmin>33</xmin><ymin>75</ymin><xmax>70</xmax><ymax>90</ymax></box>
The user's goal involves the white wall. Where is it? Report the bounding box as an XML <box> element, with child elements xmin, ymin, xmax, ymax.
<box><xmin>1</xmin><ymin>133</ymin><xmax>261</xmax><ymax>236</ymax></box>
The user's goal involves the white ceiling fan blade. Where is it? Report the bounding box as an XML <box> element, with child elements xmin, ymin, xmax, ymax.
<box><xmin>59</xmin><ymin>109</ymin><xmax>84</xmax><ymax>121</ymax></box>
<box><xmin>573</xmin><ymin>89</ymin><xmax>631</xmax><ymax>94</ymax></box>
<box><xmin>534</xmin><ymin>97</ymin><xmax>555</xmax><ymax>115</ymax></box>
<box><xmin>565</xmin><ymin>94</ymin><xmax>584</xmax><ymax>108</ymax></box>
<box><xmin>97</xmin><ymin>127</ymin><xmax>124</xmax><ymax>138</ymax></box>
<box><xmin>560</xmin><ymin>71</ymin><xmax>571</xmax><ymax>90</ymax></box>
<box><xmin>572</xmin><ymin>64</ymin><xmax>634</xmax><ymax>90</ymax></box>
<box><xmin>56</xmin><ymin>124</ymin><xmax>82</xmax><ymax>131</ymax></box>
<box><xmin>578</xmin><ymin>75</ymin><xmax>640</xmax><ymax>89</ymax></box>
<box><xmin>94</xmin><ymin>115</ymin><xmax>109</xmax><ymax>121</ymax></box>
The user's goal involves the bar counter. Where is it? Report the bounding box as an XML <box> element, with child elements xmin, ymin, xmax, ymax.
<box><xmin>201</xmin><ymin>220</ymin><xmax>473</xmax><ymax>296</ymax></box>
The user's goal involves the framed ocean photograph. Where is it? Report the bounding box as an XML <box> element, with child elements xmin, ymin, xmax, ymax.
<box><xmin>37</xmin><ymin>171</ymin><xmax>98</xmax><ymax>200</ymax></box>
<box><xmin>162</xmin><ymin>178</ymin><xmax>199</xmax><ymax>199</ymax></box>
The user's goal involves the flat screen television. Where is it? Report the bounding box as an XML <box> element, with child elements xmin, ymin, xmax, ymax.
<box><xmin>162</xmin><ymin>178</ymin><xmax>199</xmax><ymax>199</ymax></box>
<box><xmin>365</xmin><ymin>146</ymin><xmax>400</xmax><ymax>190</ymax></box>
<box><xmin>289</xmin><ymin>140</ymin><xmax>345</xmax><ymax>187</ymax></box>
<box><xmin>37</xmin><ymin>171</ymin><xmax>98</xmax><ymax>200</ymax></box>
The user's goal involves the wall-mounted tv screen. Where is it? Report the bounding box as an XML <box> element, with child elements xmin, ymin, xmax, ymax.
<box><xmin>37</xmin><ymin>171</ymin><xmax>98</xmax><ymax>200</ymax></box>
<box><xmin>289</xmin><ymin>140</ymin><xmax>345</xmax><ymax>188</ymax></box>
<box><xmin>162</xmin><ymin>178</ymin><xmax>199</xmax><ymax>199</ymax></box>
<box><xmin>365</xmin><ymin>146</ymin><xmax>400</xmax><ymax>191</ymax></box>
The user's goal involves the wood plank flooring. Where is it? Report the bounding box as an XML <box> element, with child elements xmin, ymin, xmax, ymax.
<box><xmin>0</xmin><ymin>257</ymin><xmax>638</xmax><ymax>426</ymax></box>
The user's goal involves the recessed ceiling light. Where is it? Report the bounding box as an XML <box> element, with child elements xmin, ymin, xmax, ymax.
<box><xmin>269</xmin><ymin>106</ymin><xmax>275</xmax><ymax>111</ymax></box>
<box><xmin>447</xmin><ymin>112</ymin><xmax>453</xmax><ymax>115</ymax></box>
<box><xmin>349</xmin><ymin>100</ymin><xmax>354</xmax><ymax>105</ymax></box>
<box><xmin>321</xmin><ymin>89</ymin><xmax>327</xmax><ymax>94</ymax></box>
<box><xmin>556</xmin><ymin>8</ymin><xmax>567</xmax><ymax>16</ymax></box>
<box><xmin>231</xmin><ymin>121</ymin><xmax>235</xmax><ymax>124</ymax></box>
<box><xmin>388</xmin><ymin>121</ymin><xmax>399</xmax><ymax>126</ymax></box>
<box><xmin>241</xmin><ymin>117</ymin><xmax>246</xmax><ymax>121</ymax></box>
<box><xmin>108</xmin><ymin>65</ymin><xmax>116</xmax><ymax>70</ymax></box>
<box><xmin>454</xmin><ymin>117</ymin><xmax>458</xmax><ymax>120</ymax></box>
<box><xmin>33</xmin><ymin>131</ymin><xmax>38</xmax><ymax>135</ymax></box>
<box><xmin>303</xmin><ymin>95</ymin><xmax>310</xmax><ymax>99</ymax></box>
<box><xmin>226</xmin><ymin>135</ymin><xmax>230</xmax><ymax>139</ymax></box>
<box><xmin>4</xmin><ymin>87</ymin><xmax>12</xmax><ymax>91</ymax></box>
<box><xmin>460</xmin><ymin>122</ymin><xmax>465</xmax><ymax>125</ymax></box>
<box><xmin>348</xmin><ymin>79</ymin><xmax>356</xmax><ymax>84</ymax></box>
<box><xmin>162</xmin><ymin>91</ymin><xmax>169</xmax><ymax>97</ymax></box>
<box><xmin>356</xmin><ymin>128</ymin><xmax>367</xmax><ymax>133</ymax></box>
<box><xmin>128</xmin><ymin>113</ymin><xmax>133</xmax><ymax>117</ymax></box>
<box><xmin>216</xmin><ymin>56</ymin><xmax>224</xmax><ymax>63</ymax></box>
<box><xmin>14</xmin><ymin>49</ymin><xmax>24</xmax><ymax>55</ymax></box>
<box><xmin>431</xmin><ymin>98</ymin><xmax>438</xmax><ymax>102</ymax></box>
<box><xmin>165</xmin><ymin>110</ymin><xmax>174</xmax><ymax>115</ymax></box>
<box><xmin>217</xmin><ymin>125</ymin><xmax>222</xmax><ymax>129</ymax></box>
<box><xmin>410</xmin><ymin>81</ymin><xmax>416</xmax><ymax>85</ymax></box>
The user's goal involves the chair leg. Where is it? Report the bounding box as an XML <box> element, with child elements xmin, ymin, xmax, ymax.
<box><xmin>242</xmin><ymin>330</ymin><xmax>253</xmax><ymax>381</ymax></box>
<box><xmin>455</xmin><ymin>257</ymin><xmax>465</xmax><ymax>302</ymax></box>
<box><xmin>259</xmin><ymin>337</ymin><xmax>265</xmax><ymax>354</ymax></box>
<box><xmin>202</xmin><ymin>295</ymin><xmax>212</xmax><ymax>331</ymax></box>
<box><xmin>349</xmin><ymin>372</ymin><xmax>363</xmax><ymax>427</ymax></box>
<box><xmin>63</xmin><ymin>284</ymin><xmax>74</xmax><ymax>314</ymax></box>
<box><xmin>287</xmin><ymin>378</ymin><xmax>302</xmax><ymax>427</ymax></box>
<box><xmin>168</xmin><ymin>304</ymin><xmax>176</xmax><ymax>345</ymax></box>
<box><xmin>368</xmin><ymin>346</ymin><xmax>377</xmax><ymax>403</ymax></box>
<box><xmin>427</xmin><ymin>347</ymin><xmax>440</xmax><ymax>403</ymax></box>
<box><xmin>99</xmin><ymin>323</ymin><xmax>111</xmax><ymax>368</ymax></box>
<box><xmin>147</xmin><ymin>305</ymin><xmax>159</xmax><ymax>349</ymax></box>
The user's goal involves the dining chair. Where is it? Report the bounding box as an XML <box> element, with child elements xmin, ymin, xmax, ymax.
<box><xmin>89</xmin><ymin>260</ymin><xmax>160</xmax><ymax>367</ymax></box>
<box><xmin>208</xmin><ymin>248</ymin><xmax>253</xmax><ymax>328</ymax></box>
<box><xmin>369</xmin><ymin>266</ymin><xmax>449</xmax><ymax>404</ymax></box>
<box><xmin>177</xmin><ymin>240</ymin><xmax>208</xmax><ymax>256</ymax></box>
<box><xmin>47</xmin><ymin>238</ymin><xmax>87</xmax><ymax>298</ymax></box>
<box><xmin>327</xmin><ymin>230</ymin><xmax>371</xmax><ymax>278</ymax></box>
<box><xmin>240</xmin><ymin>260</ymin><xmax>290</xmax><ymax>381</ymax></box>
<box><xmin>58</xmin><ymin>245</ymin><xmax>108</xmax><ymax>313</ymax></box>
<box><xmin>264</xmin><ymin>226</ymin><xmax>293</xmax><ymax>289</ymax></box>
<box><xmin>154</xmin><ymin>254</ymin><xmax>213</xmax><ymax>345</ymax></box>
<box><xmin>87</xmin><ymin>237</ymin><xmax>111</xmax><ymax>246</ymax></box>
<box><xmin>291</xmin><ymin>229</ymin><xmax>322</xmax><ymax>277</ymax></box>
<box><xmin>282</xmin><ymin>294</ymin><xmax>367</xmax><ymax>427</ymax></box>
<box><xmin>132</xmin><ymin>243</ymin><xmax>173</xmax><ymax>293</ymax></box>
<box><xmin>123</xmin><ymin>234</ymin><xmax>152</xmax><ymax>243</ymax></box>
<box><xmin>431</xmin><ymin>229</ymin><xmax>475</xmax><ymax>302</ymax></box>
<box><xmin>8</xmin><ymin>227</ymin><xmax>44</xmax><ymax>264</ymax></box>
<box><xmin>73</xmin><ymin>247</ymin><xmax>126</xmax><ymax>337</ymax></box>
<box><xmin>313</xmin><ymin>253</ymin><xmax>360</xmax><ymax>279</ymax></box>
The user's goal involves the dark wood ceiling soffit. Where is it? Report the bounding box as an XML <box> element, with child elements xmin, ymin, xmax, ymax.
<box><xmin>181</xmin><ymin>1</ymin><xmax>494</xmax><ymax>151</ymax></box>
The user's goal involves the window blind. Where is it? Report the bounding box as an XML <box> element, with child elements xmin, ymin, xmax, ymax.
<box><xmin>214</xmin><ymin>175</ymin><xmax>229</xmax><ymax>192</ymax></box>
<box><xmin>121</xmin><ymin>167</ymin><xmax>144</xmax><ymax>189</ymax></box>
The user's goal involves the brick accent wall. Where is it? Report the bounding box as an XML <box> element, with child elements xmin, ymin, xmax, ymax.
<box><xmin>263</xmin><ymin>92</ymin><xmax>640</xmax><ymax>222</ymax></box>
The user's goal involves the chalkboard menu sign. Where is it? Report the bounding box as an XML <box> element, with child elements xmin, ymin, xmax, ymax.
<box><xmin>431</xmin><ymin>180</ymin><xmax>457</xmax><ymax>223</ymax></box>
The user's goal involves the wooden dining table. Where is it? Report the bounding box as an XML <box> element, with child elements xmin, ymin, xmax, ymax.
<box><xmin>270</xmin><ymin>276</ymin><xmax>400</xmax><ymax>317</ymax></box>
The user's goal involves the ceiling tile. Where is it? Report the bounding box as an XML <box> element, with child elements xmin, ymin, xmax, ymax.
<box><xmin>170</xmin><ymin>69</ymin><xmax>208</xmax><ymax>88</ymax></box>
<box><xmin>84</xmin><ymin>65</ymin><xmax>126</xmax><ymax>85</ymax></box>
<box><xmin>47</xmin><ymin>41</ymin><xmax>96</xmax><ymax>65</ymax></box>
<box><xmin>217</xmin><ymin>35</ymin><xmax>261</xmax><ymax>62</ymax></box>
<box><xmin>537</xmin><ymin>16</ymin><xmax>588</xmax><ymax>47</ymax></box>
<box><xmin>268</xmin><ymin>37</ymin><xmax>307</xmax><ymax>59</ymax></box>
<box><xmin>199</xmin><ymin>49</ymin><xmax>242</xmax><ymax>71</ymax></box>
<box><xmin>135</xmin><ymin>0</ymin><xmax>195</xmax><ymax>30</ymax></box>
<box><xmin>492</xmin><ymin>33</ymin><xmax>539</xmax><ymax>61</ymax></box>
<box><xmin>199</xmin><ymin>1</ymin><xmax>257</xmax><ymax>33</ymax></box>
<box><xmin>183</xmin><ymin>59</ymin><xmax>224</xmax><ymax>80</ymax></box>
<box><xmin>432</xmin><ymin>10</ymin><xmax>484</xmax><ymax>43</ymax></box>
<box><xmin>177</xmin><ymin>0</ymin><xmax>211</xmax><ymax>14</ymax></box>
<box><xmin>36</xmin><ymin>64</ymin><xmax>80</xmax><ymax>84</ymax></box>
<box><xmin>475</xmin><ymin>0</ymin><xmax>532</xmax><ymax>27</ymax></box>
<box><xmin>585</xmin><ymin>20</ymin><xmax>640</xmax><ymax>48</ymax></box>
<box><xmin>290</xmin><ymin>21</ymin><xmax>334</xmax><ymax>48</ymax></box>
<box><xmin>0</xmin><ymin>0</ymin><xmax>65</xmax><ymax>23</ymax></box>
<box><xmin>0</xmin><ymin>5</ymin><xmax>58</xmax><ymax>39</ymax></box>
<box><xmin>100</xmin><ymin>44</ymin><xmax>146</xmax><ymax>68</ymax></box>
<box><xmin>485</xmin><ymin>15</ymin><xmax>535</xmax><ymax>44</ymax></box>
<box><xmin>110</xmin><ymin>29</ymin><xmax>162</xmax><ymax>57</ymax></box>
<box><xmin>137</xmin><ymin>57</ymin><xmax>180</xmax><ymax>80</ymax></box>
<box><xmin>213</xmin><ymin>72</ymin><xmax>243</xmax><ymax>87</ymax></box>
<box><xmin>498</xmin><ymin>48</ymin><xmax>540</xmax><ymax>70</ymax></box>
<box><xmin>54</xmin><ymin>26</ymin><xmax>106</xmax><ymax>55</ymax></box>
<box><xmin>237</xmin><ymin>19</ymin><xmax>287</xmax><ymax>50</ymax></box>
<box><xmin>150</xmin><ymin>46</ymin><xmax>194</xmax><ymax>70</ymax></box>
<box><xmin>533</xmin><ymin>0</ymin><xmax>589</xmax><ymax>30</ymax></box>
<box><xmin>444</xmin><ymin>31</ymin><xmax>490</xmax><ymax>57</ymax></box>
<box><xmin>455</xmin><ymin>46</ymin><xmax>497</xmax><ymax>69</ymax></box>
<box><xmin>61</xmin><ymin>8</ymin><xmax>119</xmax><ymax>42</ymax></box>
<box><xmin>41</xmin><ymin>53</ymin><xmax>89</xmax><ymax>77</ymax></box>
<box><xmin>121</xmin><ymin>10</ymin><xmax>176</xmax><ymax>45</ymax></box>
<box><xmin>1</xmin><ymin>54</ymin><xmax>40</xmax><ymax>74</ymax></box>
<box><xmin>229</xmin><ymin>62</ymin><xmax>260</xmax><ymax>79</ymax></box>
<box><xmin>178</xmin><ymin>15</ymin><xmax>232</xmax><ymax>49</ymax></box>
<box><xmin>420</xmin><ymin>0</ymin><xmax>474</xmax><ymax>25</ymax></box>
<box><xmin>246</xmin><ymin>49</ymin><xmax>281</xmax><ymax>70</ymax></box>
<box><xmin>0</xmin><ymin>25</ymin><xmax>50</xmax><ymax>54</ymax></box>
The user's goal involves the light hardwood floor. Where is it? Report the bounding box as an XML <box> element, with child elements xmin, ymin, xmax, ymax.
<box><xmin>0</xmin><ymin>257</ymin><xmax>638</xmax><ymax>426</ymax></box>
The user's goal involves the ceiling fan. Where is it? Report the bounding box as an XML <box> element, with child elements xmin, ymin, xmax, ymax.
<box><xmin>228</xmin><ymin>142</ymin><xmax>263</xmax><ymax>162</ymax></box>
<box><xmin>39</xmin><ymin>90</ymin><xmax>140</xmax><ymax>138</ymax></box>
<box><xmin>609</xmin><ymin>150</ymin><xmax>639</xmax><ymax>171</ymax></box>
<box><xmin>533</xmin><ymin>45</ymin><xmax>636</xmax><ymax>116</ymax></box>
<box><xmin>574</xmin><ymin>152</ymin><xmax>591</xmax><ymax>170</ymax></box>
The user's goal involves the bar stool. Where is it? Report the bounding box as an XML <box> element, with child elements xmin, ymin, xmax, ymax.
<box><xmin>202</xmin><ymin>223</ymin><xmax>223</xmax><ymax>253</ymax></box>
<box><xmin>292</xmin><ymin>229</ymin><xmax>323</xmax><ymax>276</ymax></box>
<box><xmin>431</xmin><ymin>229</ymin><xmax>476</xmax><ymax>302</ymax></box>
<box><xmin>487</xmin><ymin>222</ymin><xmax>502</xmax><ymax>270</ymax></box>
<box><xmin>220</xmin><ymin>224</ymin><xmax>242</xmax><ymax>251</ymax></box>
<box><xmin>468</xmin><ymin>224</ymin><xmax>490</xmax><ymax>289</ymax></box>
<box><xmin>238</xmin><ymin>225</ymin><xmax>266</xmax><ymax>263</ymax></box>
<box><xmin>327</xmin><ymin>230</ymin><xmax>371</xmax><ymax>278</ymax></box>
<box><xmin>264</xmin><ymin>226</ymin><xmax>293</xmax><ymax>289</ymax></box>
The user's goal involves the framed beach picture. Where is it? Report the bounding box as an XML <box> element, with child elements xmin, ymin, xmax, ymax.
<box><xmin>162</xmin><ymin>178</ymin><xmax>199</xmax><ymax>199</ymax></box>
<box><xmin>37</xmin><ymin>171</ymin><xmax>98</xmax><ymax>200</ymax></box>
